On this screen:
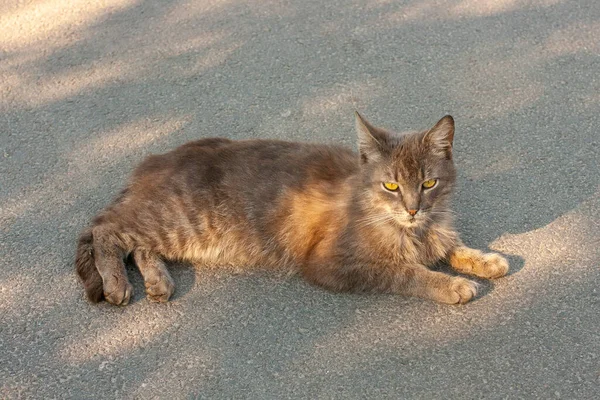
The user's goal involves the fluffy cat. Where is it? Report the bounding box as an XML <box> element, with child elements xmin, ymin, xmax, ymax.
<box><xmin>75</xmin><ymin>113</ymin><xmax>508</xmax><ymax>306</ymax></box>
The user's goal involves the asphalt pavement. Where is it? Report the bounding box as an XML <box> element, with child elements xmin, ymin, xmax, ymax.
<box><xmin>1</xmin><ymin>0</ymin><xmax>599</xmax><ymax>398</ymax></box>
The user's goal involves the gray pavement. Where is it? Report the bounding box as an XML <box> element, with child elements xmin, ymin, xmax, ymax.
<box><xmin>1</xmin><ymin>0</ymin><xmax>599</xmax><ymax>398</ymax></box>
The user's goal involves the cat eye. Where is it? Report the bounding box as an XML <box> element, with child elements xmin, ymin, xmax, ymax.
<box><xmin>383</xmin><ymin>182</ymin><xmax>399</xmax><ymax>191</ymax></box>
<box><xmin>422</xmin><ymin>179</ymin><xmax>437</xmax><ymax>189</ymax></box>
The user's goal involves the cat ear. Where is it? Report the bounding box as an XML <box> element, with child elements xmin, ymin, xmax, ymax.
<box><xmin>423</xmin><ymin>115</ymin><xmax>454</xmax><ymax>158</ymax></box>
<box><xmin>355</xmin><ymin>111</ymin><xmax>384</xmax><ymax>163</ymax></box>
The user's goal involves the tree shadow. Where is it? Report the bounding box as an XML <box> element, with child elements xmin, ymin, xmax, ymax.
<box><xmin>1</xmin><ymin>0</ymin><xmax>599</xmax><ymax>398</ymax></box>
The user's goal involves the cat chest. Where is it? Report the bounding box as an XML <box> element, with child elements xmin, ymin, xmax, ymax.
<box><xmin>394</xmin><ymin>229</ymin><xmax>454</xmax><ymax>265</ymax></box>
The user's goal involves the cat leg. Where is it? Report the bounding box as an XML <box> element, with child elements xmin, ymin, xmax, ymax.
<box><xmin>395</xmin><ymin>265</ymin><xmax>478</xmax><ymax>304</ymax></box>
<box><xmin>304</xmin><ymin>263</ymin><xmax>477</xmax><ymax>304</ymax></box>
<box><xmin>447</xmin><ymin>246</ymin><xmax>509</xmax><ymax>279</ymax></box>
<box><xmin>92</xmin><ymin>225</ymin><xmax>133</xmax><ymax>305</ymax></box>
<box><xmin>132</xmin><ymin>249</ymin><xmax>175</xmax><ymax>303</ymax></box>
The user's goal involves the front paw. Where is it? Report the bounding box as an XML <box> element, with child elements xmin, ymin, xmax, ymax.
<box><xmin>477</xmin><ymin>253</ymin><xmax>509</xmax><ymax>279</ymax></box>
<box><xmin>427</xmin><ymin>276</ymin><xmax>478</xmax><ymax>305</ymax></box>
<box><xmin>449</xmin><ymin>247</ymin><xmax>509</xmax><ymax>279</ymax></box>
<box><xmin>447</xmin><ymin>277</ymin><xmax>478</xmax><ymax>304</ymax></box>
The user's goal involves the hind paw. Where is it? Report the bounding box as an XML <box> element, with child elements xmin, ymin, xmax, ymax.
<box><xmin>145</xmin><ymin>275</ymin><xmax>175</xmax><ymax>303</ymax></box>
<box><xmin>104</xmin><ymin>277</ymin><xmax>133</xmax><ymax>306</ymax></box>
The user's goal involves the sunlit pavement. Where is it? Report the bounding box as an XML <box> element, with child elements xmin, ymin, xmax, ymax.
<box><xmin>1</xmin><ymin>0</ymin><xmax>599</xmax><ymax>398</ymax></box>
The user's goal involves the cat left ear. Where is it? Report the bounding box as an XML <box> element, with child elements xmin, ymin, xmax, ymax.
<box><xmin>355</xmin><ymin>111</ymin><xmax>383</xmax><ymax>163</ymax></box>
<box><xmin>423</xmin><ymin>115</ymin><xmax>455</xmax><ymax>158</ymax></box>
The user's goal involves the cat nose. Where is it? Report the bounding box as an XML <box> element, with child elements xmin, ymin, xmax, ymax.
<box><xmin>407</xmin><ymin>209</ymin><xmax>418</xmax><ymax>216</ymax></box>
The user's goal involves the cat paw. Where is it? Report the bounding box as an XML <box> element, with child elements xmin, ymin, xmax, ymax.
<box><xmin>477</xmin><ymin>253</ymin><xmax>509</xmax><ymax>279</ymax></box>
<box><xmin>442</xmin><ymin>277</ymin><xmax>478</xmax><ymax>305</ymax></box>
<box><xmin>104</xmin><ymin>277</ymin><xmax>133</xmax><ymax>306</ymax></box>
<box><xmin>449</xmin><ymin>247</ymin><xmax>509</xmax><ymax>279</ymax></box>
<box><xmin>145</xmin><ymin>275</ymin><xmax>175</xmax><ymax>303</ymax></box>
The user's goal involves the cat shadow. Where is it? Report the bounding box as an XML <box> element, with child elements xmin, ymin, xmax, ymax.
<box><xmin>494</xmin><ymin>252</ymin><xmax>525</xmax><ymax>277</ymax></box>
<box><xmin>124</xmin><ymin>258</ymin><xmax>196</xmax><ymax>304</ymax></box>
<box><xmin>472</xmin><ymin>253</ymin><xmax>524</xmax><ymax>302</ymax></box>
<box><xmin>125</xmin><ymin>250</ymin><xmax>525</xmax><ymax>305</ymax></box>
<box><xmin>167</xmin><ymin>262</ymin><xmax>198</xmax><ymax>301</ymax></box>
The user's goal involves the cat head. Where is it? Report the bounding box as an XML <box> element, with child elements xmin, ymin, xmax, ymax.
<box><xmin>355</xmin><ymin>112</ymin><xmax>457</xmax><ymax>229</ymax></box>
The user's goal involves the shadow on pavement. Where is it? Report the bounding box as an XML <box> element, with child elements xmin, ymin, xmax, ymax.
<box><xmin>1</xmin><ymin>0</ymin><xmax>598</xmax><ymax>398</ymax></box>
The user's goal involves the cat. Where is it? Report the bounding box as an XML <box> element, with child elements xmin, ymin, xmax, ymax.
<box><xmin>75</xmin><ymin>112</ymin><xmax>508</xmax><ymax>306</ymax></box>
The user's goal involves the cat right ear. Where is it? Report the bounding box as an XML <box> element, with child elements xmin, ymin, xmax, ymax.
<box><xmin>423</xmin><ymin>115</ymin><xmax>455</xmax><ymax>159</ymax></box>
<box><xmin>355</xmin><ymin>111</ymin><xmax>383</xmax><ymax>163</ymax></box>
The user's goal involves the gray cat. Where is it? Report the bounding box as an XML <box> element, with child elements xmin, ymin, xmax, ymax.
<box><xmin>76</xmin><ymin>113</ymin><xmax>508</xmax><ymax>306</ymax></box>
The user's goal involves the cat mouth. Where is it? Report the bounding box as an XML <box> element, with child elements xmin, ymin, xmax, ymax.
<box><xmin>396</xmin><ymin>215</ymin><xmax>420</xmax><ymax>227</ymax></box>
<box><xmin>389</xmin><ymin>212</ymin><xmax>424</xmax><ymax>228</ymax></box>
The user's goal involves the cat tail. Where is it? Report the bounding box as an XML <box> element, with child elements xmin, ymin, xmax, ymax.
<box><xmin>75</xmin><ymin>228</ymin><xmax>104</xmax><ymax>302</ymax></box>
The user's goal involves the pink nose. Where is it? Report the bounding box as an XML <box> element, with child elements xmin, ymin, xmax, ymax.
<box><xmin>408</xmin><ymin>209</ymin><xmax>418</xmax><ymax>216</ymax></box>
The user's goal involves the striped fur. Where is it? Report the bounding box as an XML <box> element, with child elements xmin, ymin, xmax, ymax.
<box><xmin>75</xmin><ymin>115</ymin><xmax>508</xmax><ymax>306</ymax></box>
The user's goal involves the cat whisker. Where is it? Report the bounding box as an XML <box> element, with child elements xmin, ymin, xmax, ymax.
<box><xmin>355</xmin><ymin>216</ymin><xmax>393</xmax><ymax>227</ymax></box>
<box><xmin>355</xmin><ymin>214</ymin><xmax>395</xmax><ymax>228</ymax></box>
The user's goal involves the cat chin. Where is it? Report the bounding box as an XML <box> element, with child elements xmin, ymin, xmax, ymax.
<box><xmin>394</xmin><ymin>217</ymin><xmax>423</xmax><ymax>229</ymax></box>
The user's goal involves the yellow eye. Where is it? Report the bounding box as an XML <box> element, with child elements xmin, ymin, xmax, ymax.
<box><xmin>383</xmin><ymin>182</ymin><xmax>399</xmax><ymax>191</ymax></box>
<box><xmin>422</xmin><ymin>179</ymin><xmax>437</xmax><ymax>189</ymax></box>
